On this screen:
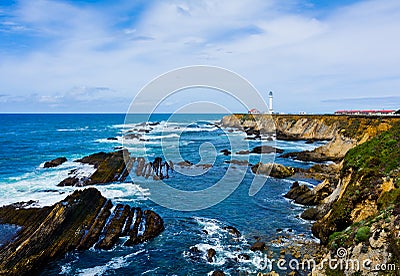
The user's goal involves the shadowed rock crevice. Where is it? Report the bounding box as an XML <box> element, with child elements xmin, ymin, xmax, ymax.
<box><xmin>0</xmin><ymin>188</ymin><xmax>164</xmax><ymax>276</ymax></box>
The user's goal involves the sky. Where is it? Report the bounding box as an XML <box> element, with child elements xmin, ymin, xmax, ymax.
<box><xmin>0</xmin><ymin>0</ymin><xmax>399</xmax><ymax>113</ymax></box>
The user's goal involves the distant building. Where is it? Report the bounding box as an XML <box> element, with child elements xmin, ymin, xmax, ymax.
<box><xmin>248</xmin><ymin>108</ymin><xmax>260</xmax><ymax>114</ymax></box>
<box><xmin>334</xmin><ymin>110</ymin><xmax>395</xmax><ymax>116</ymax></box>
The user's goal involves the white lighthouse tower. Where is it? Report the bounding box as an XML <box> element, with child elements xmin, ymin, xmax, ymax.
<box><xmin>268</xmin><ymin>91</ymin><xmax>273</xmax><ymax>114</ymax></box>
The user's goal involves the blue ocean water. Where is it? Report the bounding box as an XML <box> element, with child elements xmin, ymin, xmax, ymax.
<box><xmin>0</xmin><ymin>114</ymin><xmax>324</xmax><ymax>275</ymax></box>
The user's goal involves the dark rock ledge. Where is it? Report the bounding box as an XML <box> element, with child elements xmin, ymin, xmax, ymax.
<box><xmin>58</xmin><ymin>150</ymin><xmax>174</xmax><ymax>186</ymax></box>
<box><xmin>0</xmin><ymin>188</ymin><xmax>164</xmax><ymax>276</ymax></box>
<box><xmin>43</xmin><ymin>157</ymin><xmax>67</xmax><ymax>168</ymax></box>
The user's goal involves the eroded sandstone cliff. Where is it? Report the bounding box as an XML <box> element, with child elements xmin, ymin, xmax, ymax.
<box><xmin>221</xmin><ymin>114</ymin><xmax>400</xmax><ymax>161</ymax></box>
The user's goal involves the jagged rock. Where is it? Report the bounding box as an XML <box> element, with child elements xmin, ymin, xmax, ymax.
<box><xmin>57</xmin><ymin>150</ymin><xmax>130</xmax><ymax>186</ymax></box>
<box><xmin>236</xmin><ymin>150</ymin><xmax>250</xmax><ymax>155</ymax></box>
<box><xmin>207</xmin><ymin>248</ymin><xmax>216</xmax><ymax>262</ymax></box>
<box><xmin>124</xmin><ymin>133</ymin><xmax>142</xmax><ymax>139</ymax></box>
<box><xmin>125</xmin><ymin>209</ymin><xmax>164</xmax><ymax>245</ymax></box>
<box><xmin>78</xmin><ymin>150</ymin><xmax>130</xmax><ymax>185</ymax></box>
<box><xmin>0</xmin><ymin>188</ymin><xmax>164</xmax><ymax>276</ymax></box>
<box><xmin>301</xmin><ymin>207</ymin><xmax>320</xmax><ymax>220</ymax></box>
<box><xmin>8</xmin><ymin>200</ymin><xmax>39</xmax><ymax>209</ymax></box>
<box><xmin>250</xmin><ymin>241</ymin><xmax>266</xmax><ymax>251</ymax></box>
<box><xmin>284</xmin><ymin>184</ymin><xmax>316</xmax><ymax>205</ymax></box>
<box><xmin>96</xmin><ymin>204</ymin><xmax>131</xmax><ymax>250</ymax></box>
<box><xmin>251</xmin><ymin>146</ymin><xmax>284</xmax><ymax>154</ymax></box>
<box><xmin>220</xmin><ymin>149</ymin><xmax>231</xmax><ymax>156</ymax></box>
<box><xmin>211</xmin><ymin>270</ymin><xmax>225</xmax><ymax>276</ymax></box>
<box><xmin>43</xmin><ymin>157</ymin><xmax>67</xmax><ymax>168</ymax></box>
<box><xmin>251</xmin><ymin>162</ymin><xmax>296</xmax><ymax>178</ymax></box>
<box><xmin>138</xmin><ymin>129</ymin><xmax>150</xmax><ymax>133</ymax></box>
<box><xmin>77</xmin><ymin>199</ymin><xmax>113</xmax><ymax>250</ymax></box>
<box><xmin>280</xmin><ymin>150</ymin><xmax>341</xmax><ymax>162</ymax></box>
<box><xmin>195</xmin><ymin>163</ymin><xmax>213</xmax><ymax>169</ymax></box>
<box><xmin>223</xmin><ymin>225</ymin><xmax>241</xmax><ymax>237</ymax></box>
<box><xmin>58</xmin><ymin>177</ymin><xmax>80</xmax><ymax>187</ymax></box>
<box><xmin>291</xmin><ymin>181</ymin><xmax>299</xmax><ymax>189</ymax></box>
<box><xmin>294</xmin><ymin>163</ymin><xmax>340</xmax><ymax>184</ymax></box>
<box><xmin>177</xmin><ymin>160</ymin><xmax>193</xmax><ymax>166</ymax></box>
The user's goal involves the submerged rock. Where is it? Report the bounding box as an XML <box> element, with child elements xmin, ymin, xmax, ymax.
<box><xmin>250</xmin><ymin>241</ymin><xmax>266</xmax><ymax>251</ymax></box>
<box><xmin>43</xmin><ymin>157</ymin><xmax>67</xmax><ymax>168</ymax></box>
<box><xmin>0</xmin><ymin>188</ymin><xmax>164</xmax><ymax>276</ymax></box>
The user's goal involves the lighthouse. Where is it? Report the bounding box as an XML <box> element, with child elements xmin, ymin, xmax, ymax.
<box><xmin>268</xmin><ymin>91</ymin><xmax>273</xmax><ymax>114</ymax></box>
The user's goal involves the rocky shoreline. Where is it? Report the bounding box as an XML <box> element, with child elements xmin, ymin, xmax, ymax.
<box><xmin>221</xmin><ymin>114</ymin><xmax>400</xmax><ymax>275</ymax></box>
<box><xmin>1</xmin><ymin>114</ymin><xmax>400</xmax><ymax>275</ymax></box>
<box><xmin>0</xmin><ymin>188</ymin><xmax>164</xmax><ymax>275</ymax></box>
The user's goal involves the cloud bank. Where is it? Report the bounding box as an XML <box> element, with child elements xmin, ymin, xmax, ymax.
<box><xmin>0</xmin><ymin>0</ymin><xmax>399</xmax><ymax>113</ymax></box>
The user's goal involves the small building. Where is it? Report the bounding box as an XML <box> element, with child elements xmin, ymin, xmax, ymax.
<box><xmin>248</xmin><ymin>108</ymin><xmax>260</xmax><ymax>114</ymax></box>
<box><xmin>334</xmin><ymin>110</ymin><xmax>395</xmax><ymax>116</ymax></box>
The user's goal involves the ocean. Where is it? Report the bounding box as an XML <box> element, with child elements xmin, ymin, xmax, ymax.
<box><xmin>0</xmin><ymin>114</ymin><xmax>325</xmax><ymax>275</ymax></box>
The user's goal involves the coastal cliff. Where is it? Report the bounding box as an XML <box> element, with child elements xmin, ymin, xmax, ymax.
<box><xmin>310</xmin><ymin>122</ymin><xmax>400</xmax><ymax>275</ymax></box>
<box><xmin>222</xmin><ymin>114</ymin><xmax>400</xmax><ymax>274</ymax></box>
<box><xmin>221</xmin><ymin>114</ymin><xmax>399</xmax><ymax>161</ymax></box>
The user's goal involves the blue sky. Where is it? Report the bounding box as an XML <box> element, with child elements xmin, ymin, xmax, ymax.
<box><xmin>0</xmin><ymin>0</ymin><xmax>399</xmax><ymax>113</ymax></box>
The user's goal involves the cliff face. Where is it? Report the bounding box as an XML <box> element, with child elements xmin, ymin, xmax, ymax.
<box><xmin>223</xmin><ymin>114</ymin><xmax>400</xmax><ymax>274</ymax></box>
<box><xmin>311</xmin><ymin>122</ymin><xmax>400</xmax><ymax>275</ymax></box>
<box><xmin>221</xmin><ymin>114</ymin><xmax>400</xmax><ymax>161</ymax></box>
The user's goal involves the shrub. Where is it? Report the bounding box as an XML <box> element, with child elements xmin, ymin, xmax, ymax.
<box><xmin>355</xmin><ymin>226</ymin><xmax>370</xmax><ymax>243</ymax></box>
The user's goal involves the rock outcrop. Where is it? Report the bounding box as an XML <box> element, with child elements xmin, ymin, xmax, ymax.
<box><xmin>0</xmin><ymin>188</ymin><xmax>164</xmax><ymax>276</ymax></box>
<box><xmin>306</xmin><ymin>122</ymin><xmax>400</xmax><ymax>275</ymax></box>
<box><xmin>285</xmin><ymin>179</ymin><xmax>334</xmax><ymax>207</ymax></box>
<box><xmin>58</xmin><ymin>150</ymin><xmax>173</xmax><ymax>186</ymax></box>
<box><xmin>250</xmin><ymin>241</ymin><xmax>266</xmax><ymax>251</ymax></box>
<box><xmin>251</xmin><ymin>162</ymin><xmax>296</xmax><ymax>179</ymax></box>
<box><xmin>220</xmin><ymin>114</ymin><xmax>400</xmax><ymax>162</ymax></box>
<box><xmin>43</xmin><ymin>157</ymin><xmax>67</xmax><ymax>168</ymax></box>
<box><xmin>251</xmin><ymin>145</ymin><xmax>284</xmax><ymax>154</ymax></box>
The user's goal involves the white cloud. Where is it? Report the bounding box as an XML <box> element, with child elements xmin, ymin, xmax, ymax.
<box><xmin>0</xmin><ymin>0</ymin><xmax>399</xmax><ymax>113</ymax></box>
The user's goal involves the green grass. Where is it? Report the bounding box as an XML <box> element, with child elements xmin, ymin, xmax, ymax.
<box><xmin>343</xmin><ymin>122</ymin><xmax>400</xmax><ymax>175</ymax></box>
